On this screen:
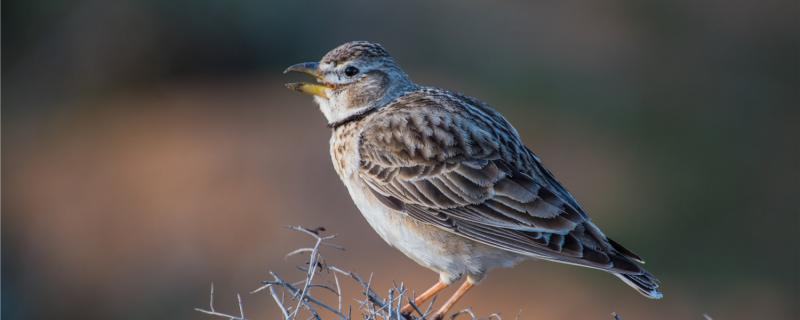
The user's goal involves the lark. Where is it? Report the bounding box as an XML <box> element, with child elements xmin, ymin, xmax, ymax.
<box><xmin>285</xmin><ymin>41</ymin><xmax>661</xmax><ymax>319</ymax></box>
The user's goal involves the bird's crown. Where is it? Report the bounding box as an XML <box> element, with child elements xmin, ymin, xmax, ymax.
<box><xmin>321</xmin><ymin>41</ymin><xmax>391</xmax><ymax>65</ymax></box>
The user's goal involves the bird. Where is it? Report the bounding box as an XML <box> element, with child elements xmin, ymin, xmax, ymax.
<box><xmin>284</xmin><ymin>41</ymin><xmax>661</xmax><ymax>319</ymax></box>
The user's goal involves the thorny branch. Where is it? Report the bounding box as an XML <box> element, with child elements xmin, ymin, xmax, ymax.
<box><xmin>195</xmin><ymin>225</ymin><xmax>470</xmax><ymax>320</ymax></box>
<box><xmin>194</xmin><ymin>283</ymin><xmax>247</xmax><ymax>320</ymax></box>
<box><xmin>196</xmin><ymin>225</ymin><xmax>700</xmax><ymax>320</ymax></box>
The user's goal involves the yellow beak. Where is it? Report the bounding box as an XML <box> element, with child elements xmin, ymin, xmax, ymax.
<box><xmin>284</xmin><ymin>62</ymin><xmax>331</xmax><ymax>99</ymax></box>
<box><xmin>284</xmin><ymin>82</ymin><xmax>330</xmax><ymax>99</ymax></box>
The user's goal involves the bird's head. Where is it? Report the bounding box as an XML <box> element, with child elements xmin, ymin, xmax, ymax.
<box><xmin>285</xmin><ymin>41</ymin><xmax>414</xmax><ymax>126</ymax></box>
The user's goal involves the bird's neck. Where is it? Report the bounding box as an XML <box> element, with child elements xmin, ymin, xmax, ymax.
<box><xmin>327</xmin><ymin>105</ymin><xmax>382</xmax><ymax>129</ymax></box>
<box><xmin>323</xmin><ymin>80</ymin><xmax>417</xmax><ymax>129</ymax></box>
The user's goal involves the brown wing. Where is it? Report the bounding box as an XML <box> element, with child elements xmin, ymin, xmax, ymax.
<box><xmin>358</xmin><ymin>89</ymin><xmax>646</xmax><ymax>274</ymax></box>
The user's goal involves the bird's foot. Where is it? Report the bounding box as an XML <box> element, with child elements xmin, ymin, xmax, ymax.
<box><xmin>430</xmin><ymin>312</ymin><xmax>445</xmax><ymax>320</ymax></box>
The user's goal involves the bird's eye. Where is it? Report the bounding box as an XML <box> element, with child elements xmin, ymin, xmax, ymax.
<box><xmin>344</xmin><ymin>66</ymin><xmax>360</xmax><ymax>77</ymax></box>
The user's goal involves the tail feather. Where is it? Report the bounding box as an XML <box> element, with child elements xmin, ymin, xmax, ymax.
<box><xmin>614</xmin><ymin>272</ymin><xmax>663</xmax><ymax>299</ymax></box>
<box><xmin>604</xmin><ymin>237</ymin><xmax>662</xmax><ymax>298</ymax></box>
<box><xmin>608</xmin><ymin>237</ymin><xmax>644</xmax><ymax>263</ymax></box>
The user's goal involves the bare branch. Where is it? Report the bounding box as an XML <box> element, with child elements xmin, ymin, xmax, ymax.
<box><xmin>488</xmin><ymin>313</ymin><xmax>502</xmax><ymax>320</ymax></box>
<box><xmin>198</xmin><ymin>226</ymin><xmax>519</xmax><ymax>320</ymax></box>
<box><xmin>423</xmin><ymin>296</ymin><xmax>438</xmax><ymax>319</ymax></box>
<box><xmin>266</xmin><ymin>271</ymin><xmax>347</xmax><ymax>319</ymax></box>
<box><xmin>237</xmin><ymin>294</ymin><xmax>245</xmax><ymax>319</ymax></box>
<box><xmin>329</xmin><ymin>266</ymin><xmax>388</xmax><ymax>310</ymax></box>
<box><xmin>269</xmin><ymin>285</ymin><xmax>291</xmax><ymax>319</ymax></box>
<box><xmin>334</xmin><ymin>272</ymin><xmax>343</xmax><ymax>314</ymax></box>
<box><xmin>450</xmin><ymin>308</ymin><xmax>477</xmax><ymax>320</ymax></box>
<box><xmin>405</xmin><ymin>297</ymin><xmax>424</xmax><ymax>320</ymax></box>
<box><xmin>285</xmin><ymin>248</ymin><xmax>316</xmax><ymax>258</ymax></box>
<box><xmin>195</xmin><ymin>283</ymin><xmax>247</xmax><ymax>320</ymax></box>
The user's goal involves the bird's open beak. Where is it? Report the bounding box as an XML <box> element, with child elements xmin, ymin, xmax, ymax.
<box><xmin>284</xmin><ymin>62</ymin><xmax>331</xmax><ymax>99</ymax></box>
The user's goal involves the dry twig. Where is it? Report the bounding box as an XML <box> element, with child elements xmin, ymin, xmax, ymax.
<box><xmin>197</xmin><ymin>225</ymin><xmax>498</xmax><ymax>320</ymax></box>
<box><xmin>195</xmin><ymin>283</ymin><xmax>247</xmax><ymax>320</ymax></box>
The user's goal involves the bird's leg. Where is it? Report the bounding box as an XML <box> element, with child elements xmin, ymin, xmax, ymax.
<box><xmin>430</xmin><ymin>280</ymin><xmax>475</xmax><ymax>320</ymax></box>
<box><xmin>400</xmin><ymin>280</ymin><xmax>448</xmax><ymax>316</ymax></box>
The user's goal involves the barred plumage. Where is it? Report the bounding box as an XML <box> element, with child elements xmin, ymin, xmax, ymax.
<box><xmin>286</xmin><ymin>41</ymin><xmax>662</xmax><ymax>319</ymax></box>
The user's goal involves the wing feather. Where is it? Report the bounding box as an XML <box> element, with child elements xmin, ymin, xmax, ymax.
<box><xmin>358</xmin><ymin>89</ymin><xmax>648</xmax><ymax>275</ymax></box>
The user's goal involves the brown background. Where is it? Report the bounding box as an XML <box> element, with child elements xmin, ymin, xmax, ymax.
<box><xmin>3</xmin><ymin>0</ymin><xmax>798</xmax><ymax>319</ymax></box>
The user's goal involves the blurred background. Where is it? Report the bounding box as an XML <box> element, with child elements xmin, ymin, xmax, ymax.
<box><xmin>3</xmin><ymin>0</ymin><xmax>799</xmax><ymax>319</ymax></box>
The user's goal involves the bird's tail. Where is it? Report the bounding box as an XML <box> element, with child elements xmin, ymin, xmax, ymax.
<box><xmin>604</xmin><ymin>237</ymin><xmax>663</xmax><ymax>299</ymax></box>
<box><xmin>614</xmin><ymin>271</ymin><xmax>663</xmax><ymax>299</ymax></box>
